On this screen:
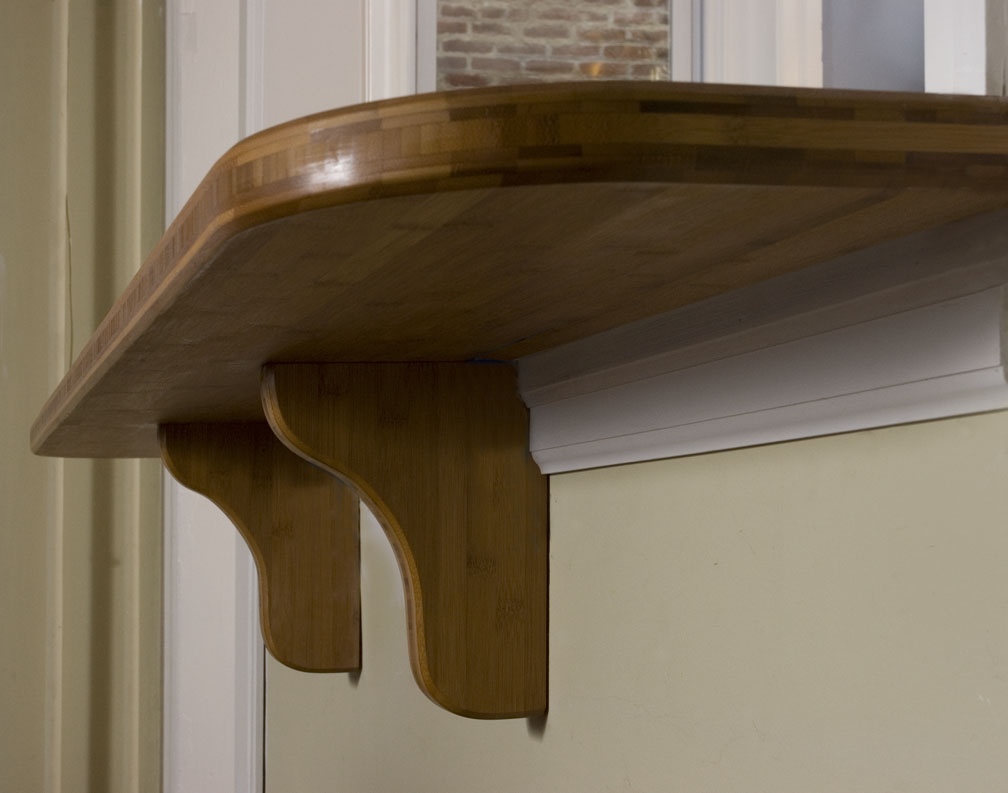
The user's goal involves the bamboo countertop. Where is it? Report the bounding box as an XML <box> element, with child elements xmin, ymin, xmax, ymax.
<box><xmin>31</xmin><ymin>80</ymin><xmax>1008</xmax><ymax>458</ymax></box>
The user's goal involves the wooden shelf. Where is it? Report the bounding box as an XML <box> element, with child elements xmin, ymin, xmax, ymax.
<box><xmin>31</xmin><ymin>81</ymin><xmax>1008</xmax><ymax>718</ymax></box>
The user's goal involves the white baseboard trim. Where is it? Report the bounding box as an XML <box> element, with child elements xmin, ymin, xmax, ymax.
<box><xmin>523</xmin><ymin>276</ymin><xmax>1008</xmax><ymax>475</ymax></box>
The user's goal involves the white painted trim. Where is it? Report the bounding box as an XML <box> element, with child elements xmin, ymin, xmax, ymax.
<box><xmin>164</xmin><ymin>1</ymin><xmax>263</xmax><ymax>791</ymax></box>
<box><xmin>164</xmin><ymin>0</ymin><xmax>182</xmax><ymax>225</ymax></box>
<box><xmin>699</xmin><ymin>0</ymin><xmax>725</xmax><ymax>82</ymax></box>
<box><xmin>363</xmin><ymin>0</ymin><xmax>371</xmax><ymax>101</ymax></box>
<box><xmin>366</xmin><ymin>0</ymin><xmax>416</xmax><ymax>100</ymax></box>
<box><xmin>924</xmin><ymin>0</ymin><xmax>986</xmax><ymax>94</ymax></box>
<box><xmin>164</xmin><ymin>3</ymin><xmax>416</xmax><ymax>789</ymax></box>
<box><xmin>520</xmin><ymin>208</ymin><xmax>1008</xmax><ymax>474</ymax></box>
<box><xmin>416</xmin><ymin>0</ymin><xmax>437</xmax><ymax>93</ymax></box>
<box><xmin>776</xmin><ymin>0</ymin><xmax>822</xmax><ymax>87</ymax></box>
<box><xmin>703</xmin><ymin>0</ymin><xmax>778</xmax><ymax>85</ymax></box>
<box><xmin>691</xmin><ymin>0</ymin><xmax>704</xmax><ymax>80</ymax></box>
<box><xmin>526</xmin><ymin>290</ymin><xmax>1008</xmax><ymax>474</ymax></box>
<box><xmin>237</xmin><ymin>2</ymin><xmax>266</xmax><ymax>785</ymax></box>
<box><xmin>702</xmin><ymin>0</ymin><xmax>822</xmax><ymax>87</ymax></box>
<box><xmin>162</xmin><ymin>5</ymin><xmax>181</xmax><ymax>791</ymax></box>
<box><xmin>990</xmin><ymin>0</ymin><xmax>1008</xmax><ymax>96</ymax></box>
<box><xmin>240</xmin><ymin>0</ymin><xmax>265</xmax><ymax>136</ymax></box>
<box><xmin>233</xmin><ymin>547</ymin><xmax>264</xmax><ymax>793</ymax></box>
<box><xmin>670</xmin><ymin>0</ymin><xmax>697</xmax><ymax>81</ymax></box>
<box><xmin>160</xmin><ymin>468</ymin><xmax>179</xmax><ymax>793</ymax></box>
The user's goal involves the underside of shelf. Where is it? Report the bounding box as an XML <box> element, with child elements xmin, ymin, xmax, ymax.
<box><xmin>31</xmin><ymin>81</ymin><xmax>1008</xmax><ymax>459</ymax></box>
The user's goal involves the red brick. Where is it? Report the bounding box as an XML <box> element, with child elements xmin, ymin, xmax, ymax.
<box><xmin>442</xmin><ymin>38</ymin><xmax>494</xmax><ymax>53</ymax></box>
<box><xmin>444</xmin><ymin>72</ymin><xmax>491</xmax><ymax>87</ymax></box>
<box><xmin>437</xmin><ymin>20</ymin><xmax>468</xmax><ymax>34</ymax></box>
<box><xmin>603</xmin><ymin>43</ymin><xmax>653</xmax><ymax>60</ymax></box>
<box><xmin>632</xmin><ymin>63</ymin><xmax>667</xmax><ymax>78</ymax></box>
<box><xmin>525</xmin><ymin>59</ymin><xmax>577</xmax><ymax>74</ymax></box>
<box><xmin>481</xmin><ymin>5</ymin><xmax>508</xmax><ymax>18</ymax></box>
<box><xmin>579</xmin><ymin>61</ymin><xmax>629</xmax><ymax>77</ymax></box>
<box><xmin>614</xmin><ymin>11</ymin><xmax>657</xmax><ymax>25</ymax></box>
<box><xmin>437</xmin><ymin>55</ymin><xmax>469</xmax><ymax>71</ymax></box>
<box><xmin>551</xmin><ymin>43</ymin><xmax>600</xmax><ymax>57</ymax></box>
<box><xmin>498</xmin><ymin>42</ymin><xmax>548</xmax><ymax>55</ymax></box>
<box><xmin>578</xmin><ymin>26</ymin><xmax>627</xmax><ymax>42</ymax></box>
<box><xmin>535</xmin><ymin>6</ymin><xmax>580</xmax><ymax>21</ymax></box>
<box><xmin>471</xmin><ymin>21</ymin><xmax>510</xmax><ymax>35</ymax></box>
<box><xmin>471</xmin><ymin>56</ymin><xmax>522</xmax><ymax>72</ymax></box>
<box><xmin>507</xmin><ymin>7</ymin><xmax>530</xmax><ymax>21</ymax></box>
<box><xmin>524</xmin><ymin>23</ymin><xmax>572</xmax><ymax>38</ymax></box>
<box><xmin>440</xmin><ymin>3</ymin><xmax>476</xmax><ymax>17</ymax></box>
<box><xmin>629</xmin><ymin>28</ymin><xmax>669</xmax><ymax>44</ymax></box>
<box><xmin>633</xmin><ymin>0</ymin><xmax>667</xmax><ymax>6</ymax></box>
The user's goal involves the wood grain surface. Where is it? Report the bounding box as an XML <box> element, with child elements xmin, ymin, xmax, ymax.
<box><xmin>160</xmin><ymin>423</ymin><xmax>361</xmax><ymax>672</ymax></box>
<box><xmin>262</xmin><ymin>363</ymin><xmax>548</xmax><ymax>718</ymax></box>
<box><xmin>32</xmin><ymin>81</ymin><xmax>1008</xmax><ymax>458</ymax></box>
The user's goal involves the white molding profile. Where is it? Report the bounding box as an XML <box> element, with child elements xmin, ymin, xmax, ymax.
<box><xmin>702</xmin><ymin>0</ymin><xmax>822</xmax><ymax>87</ymax></box>
<box><xmin>991</xmin><ymin>0</ymin><xmax>1008</xmax><ymax>96</ymax></box>
<box><xmin>526</xmin><ymin>291</ymin><xmax>1008</xmax><ymax>473</ymax></box>
<box><xmin>520</xmin><ymin>210</ymin><xmax>1008</xmax><ymax>474</ymax></box>
<box><xmin>669</xmin><ymin>0</ymin><xmax>699</xmax><ymax>80</ymax></box>
<box><xmin>164</xmin><ymin>1</ymin><xmax>264</xmax><ymax>791</ymax></box>
<box><xmin>415</xmin><ymin>0</ymin><xmax>437</xmax><ymax>93</ymax></box>
<box><xmin>240</xmin><ymin>0</ymin><xmax>265</xmax><ymax>135</ymax></box>
<box><xmin>925</xmin><ymin>0</ymin><xmax>987</xmax><ymax>94</ymax></box>
<box><xmin>166</xmin><ymin>2</ymin><xmax>414</xmax><ymax>790</ymax></box>
<box><xmin>776</xmin><ymin>0</ymin><xmax>823</xmax><ymax>87</ymax></box>
<box><xmin>366</xmin><ymin>0</ymin><xmax>417</xmax><ymax>100</ymax></box>
<box><xmin>702</xmin><ymin>0</ymin><xmax>775</xmax><ymax>84</ymax></box>
<box><xmin>236</xmin><ymin>3</ymin><xmax>266</xmax><ymax>790</ymax></box>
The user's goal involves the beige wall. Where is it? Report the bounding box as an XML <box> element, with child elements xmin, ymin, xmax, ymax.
<box><xmin>0</xmin><ymin>5</ymin><xmax>63</xmax><ymax>791</ymax></box>
<box><xmin>268</xmin><ymin>410</ymin><xmax>1008</xmax><ymax>792</ymax></box>
<box><xmin>1</xmin><ymin>2</ymin><xmax>164</xmax><ymax>791</ymax></box>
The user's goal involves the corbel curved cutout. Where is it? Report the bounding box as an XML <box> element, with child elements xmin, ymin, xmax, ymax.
<box><xmin>262</xmin><ymin>363</ymin><xmax>548</xmax><ymax>719</ymax></box>
<box><xmin>160</xmin><ymin>422</ymin><xmax>361</xmax><ymax>672</ymax></box>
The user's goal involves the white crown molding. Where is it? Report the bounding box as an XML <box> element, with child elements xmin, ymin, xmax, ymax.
<box><xmin>520</xmin><ymin>211</ymin><xmax>1008</xmax><ymax>475</ymax></box>
<box><xmin>526</xmin><ymin>290</ymin><xmax>1008</xmax><ymax>474</ymax></box>
<box><xmin>521</xmin><ymin>209</ymin><xmax>1008</xmax><ymax>402</ymax></box>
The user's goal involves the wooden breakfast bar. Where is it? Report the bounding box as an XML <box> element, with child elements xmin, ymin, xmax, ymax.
<box><xmin>31</xmin><ymin>81</ymin><xmax>1008</xmax><ymax>718</ymax></box>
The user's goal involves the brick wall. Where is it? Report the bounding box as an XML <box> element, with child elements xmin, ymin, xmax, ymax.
<box><xmin>437</xmin><ymin>0</ymin><xmax>670</xmax><ymax>89</ymax></box>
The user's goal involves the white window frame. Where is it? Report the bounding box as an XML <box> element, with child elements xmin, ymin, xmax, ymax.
<box><xmin>163</xmin><ymin>2</ymin><xmax>414</xmax><ymax>791</ymax></box>
<box><xmin>164</xmin><ymin>2</ymin><xmax>265</xmax><ymax>791</ymax></box>
<box><xmin>924</xmin><ymin>0</ymin><xmax>988</xmax><ymax>94</ymax></box>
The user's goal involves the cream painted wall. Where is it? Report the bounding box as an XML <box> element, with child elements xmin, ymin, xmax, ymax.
<box><xmin>62</xmin><ymin>4</ymin><xmax>165</xmax><ymax>790</ymax></box>
<box><xmin>268</xmin><ymin>411</ymin><xmax>1008</xmax><ymax>792</ymax></box>
<box><xmin>1</xmin><ymin>2</ymin><xmax>163</xmax><ymax>791</ymax></box>
<box><xmin>0</xmin><ymin>6</ymin><xmax>64</xmax><ymax>791</ymax></box>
